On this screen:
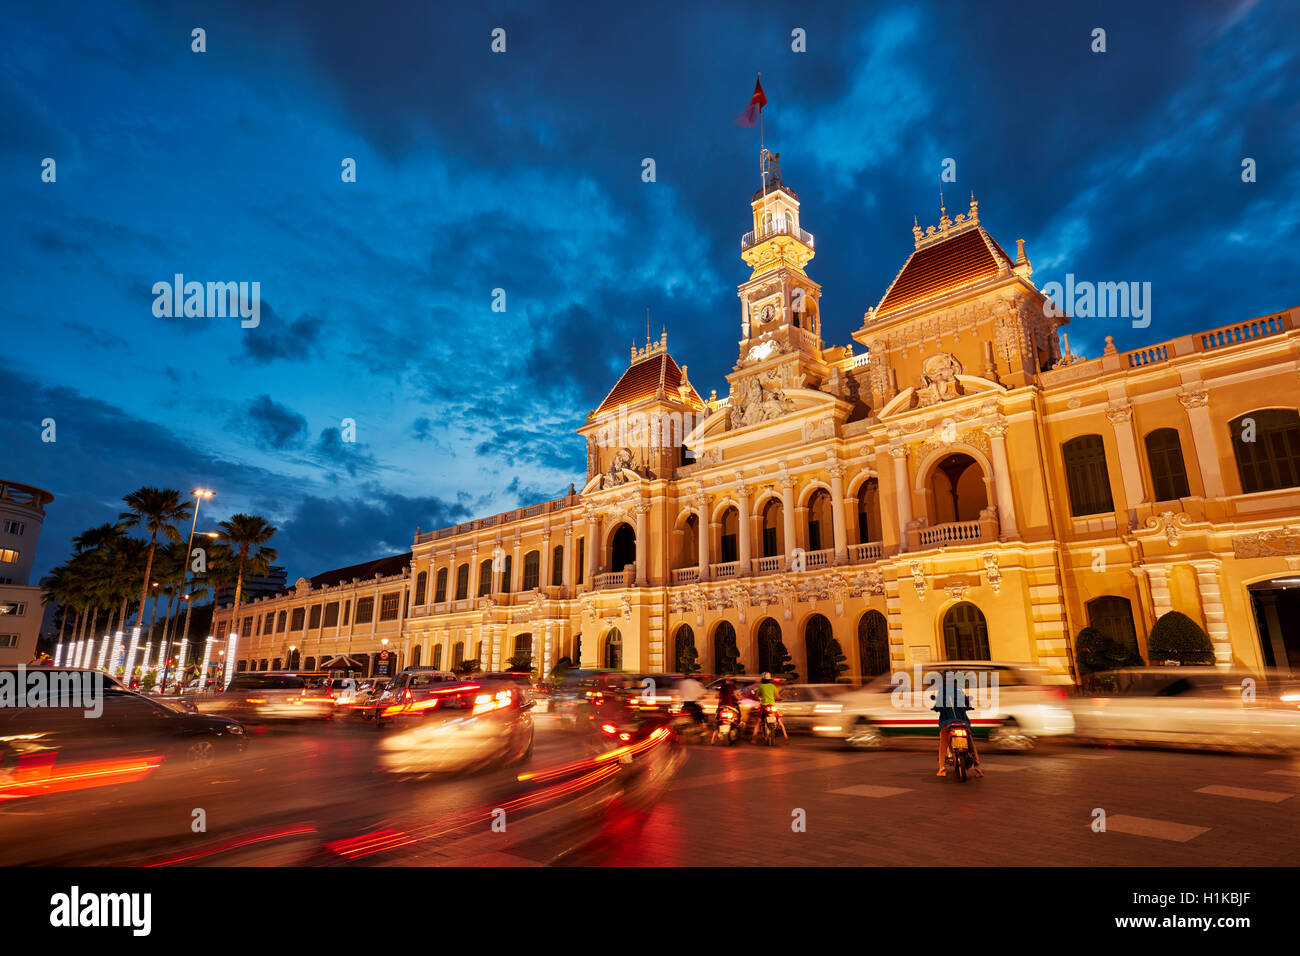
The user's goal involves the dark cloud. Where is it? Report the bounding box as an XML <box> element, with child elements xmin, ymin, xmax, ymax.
<box><xmin>242</xmin><ymin>395</ymin><xmax>309</xmax><ymax>450</ymax></box>
<box><xmin>238</xmin><ymin>302</ymin><xmax>327</xmax><ymax>365</ymax></box>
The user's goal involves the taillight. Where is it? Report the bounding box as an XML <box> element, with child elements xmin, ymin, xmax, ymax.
<box><xmin>245</xmin><ymin>698</ymin><xmax>266</xmax><ymax>704</ymax></box>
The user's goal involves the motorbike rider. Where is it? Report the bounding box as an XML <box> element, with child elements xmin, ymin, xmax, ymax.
<box><xmin>678</xmin><ymin>675</ymin><xmax>706</xmax><ymax>725</ymax></box>
<box><xmin>751</xmin><ymin>672</ymin><xmax>783</xmax><ymax>738</ymax></box>
<box><xmin>716</xmin><ymin>676</ymin><xmax>741</xmax><ymax>722</ymax></box>
<box><xmin>933</xmin><ymin>673</ymin><xmax>983</xmax><ymax>777</ymax></box>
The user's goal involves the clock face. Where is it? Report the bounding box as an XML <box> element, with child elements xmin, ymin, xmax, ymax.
<box><xmin>759</xmin><ymin>304</ymin><xmax>777</xmax><ymax>325</ymax></box>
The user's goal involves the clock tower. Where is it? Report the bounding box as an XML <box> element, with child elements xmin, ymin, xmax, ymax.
<box><xmin>736</xmin><ymin>149</ymin><xmax>823</xmax><ymax>369</ymax></box>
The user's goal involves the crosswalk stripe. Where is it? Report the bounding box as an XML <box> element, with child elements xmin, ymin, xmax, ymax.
<box><xmin>1195</xmin><ymin>784</ymin><xmax>1294</xmax><ymax>803</ymax></box>
<box><xmin>1105</xmin><ymin>814</ymin><xmax>1209</xmax><ymax>842</ymax></box>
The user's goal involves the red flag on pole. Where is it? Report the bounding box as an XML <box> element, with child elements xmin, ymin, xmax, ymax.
<box><xmin>735</xmin><ymin>74</ymin><xmax>767</xmax><ymax>127</ymax></box>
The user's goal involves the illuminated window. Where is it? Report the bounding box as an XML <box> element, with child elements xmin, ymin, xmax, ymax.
<box><xmin>478</xmin><ymin>559</ymin><xmax>493</xmax><ymax>596</ymax></box>
<box><xmin>379</xmin><ymin>592</ymin><xmax>400</xmax><ymax>621</ymax></box>
<box><xmin>0</xmin><ymin>602</ymin><xmax>27</xmax><ymax>616</ymax></box>
<box><xmin>522</xmin><ymin>551</ymin><xmax>540</xmax><ymax>590</ymax></box>
<box><xmin>355</xmin><ymin>597</ymin><xmax>374</xmax><ymax>625</ymax></box>
<box><xmin>414</xmin><ymin>571</ymin><xmax>427</xmax><ymax>606</ymax></box>
<box><xmin>0</xmin><ymin>549</ymin><xmax>19</xmax><ymax>564</ymax></box>
<box><xmin>455</xmin><ymin>564</ymin><xmax>470</xmax><ymax>600</ymax></box>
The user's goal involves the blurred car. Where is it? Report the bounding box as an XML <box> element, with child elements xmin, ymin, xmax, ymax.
<box><xmin>812</xmin><ymin>662</ymin><xmax>1075</xmax><ymax>751</ymax></box>
<box><xmin>327</xmin><ymin>678</ymin><xmax>362</xmax><ymax>705</ymax></box>
<box><xmin>625</xmin><ymin>673</ymin><xmax>706</xmax><ymax>715</ymax></box>
<box><xmin>191</xmin><ymin>671</ymin><xmax>335</xmax><ymax>723</ymax></box>
<box><xmin>0</xmin><ymin>686</ymin><xmax>248</xmax><ymax>799</ymax></box>
<box><xmin>351</xmin><ymin>678</ymin><xmax>389</xmax><ymax>708</ymax></box>
<box><xmin>378</xmin><ymin>680</ymin><xmax>534</xmax><ymax>774</ymax></box>
<box><xmin>551</xmin><ymin>669</ymin><xmax>629</xmax><ymax>728</ymax></box>
<box><xmin>1070</xmin><ymin>667</ymin><xmax>1300</xmax><ymax>753</ymax></box>
<box><xmin>366</xmin><ymin>668</ymin><xmax>460</xmax><ymax>723</ymax></box>
<box><xmin>774</xmin><ymin>683</ymin><xmax>858</xmax><ymax>733</ymax></box>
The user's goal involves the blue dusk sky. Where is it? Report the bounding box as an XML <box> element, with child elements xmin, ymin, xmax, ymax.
<box><xmin>2</xmin><ymin>0</ymin><xmax>1298</xmax><ymax>586</ymax></box>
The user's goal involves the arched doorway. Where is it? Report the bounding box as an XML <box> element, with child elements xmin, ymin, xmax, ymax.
<box><xmin>807</xmin><ymin>490</ymin><xmax>834</xmax><ymax>552</ymax></box>
<box><xmin>719</xmin><ymin>507</ymin><xmax>740</xmax><ymax>563</ymax></box>
<box><xmin>804</xmin><ymin>614</ymin><xmax>838</xmax><ymax>683</ymax></box>
<box><xmin>673</xmin><ymin>624</ymin><xmax>697</xmax><ymax>672</ymax></box>
<box><xmin>713</xmin><ymin>621</ymin><xmax>740</xmax><ymax>674</ymax></box>
<box><xmin>761</xmin><ymin>500</ymin><xmax>783</xmax><ymax>557</ymax></box>
<box><xmin>858</xmin><ymin>610</ymin><xmax>889</xmax><ymax>677</ymax></box>
<box><xmin>857</xmin><ymin>478</ymin><xmax>882</xmax><ymax>544</ymax></box>
<box><xmin>928</xmin><ymin>453</ymin><xmax>987</xmax><ymax>523</ymax></box>
<box><xmin>942</xmin><ymin>602</ymin><xmax>990</xmax><ymax>660</ymax></box>
<box><xmin>603</xmin><ymin>628</ymin><xmax>623</xmax><ymax>669</ymax></box>
<box><xmin>756</xmin><ymin>617</ymin><xmax>783</xmax><ymax>674</ymax></box>
<box><xmin>610</xmin><ymin>523</ymin><xmax>636</xmax><ymax>573</ymax></box>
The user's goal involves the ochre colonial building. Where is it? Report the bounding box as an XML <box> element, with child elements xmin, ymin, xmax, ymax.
<box><xmin>215</xmin><ymin>155</ymin><xmax>1300</xmax><ymax>684</ymax></box>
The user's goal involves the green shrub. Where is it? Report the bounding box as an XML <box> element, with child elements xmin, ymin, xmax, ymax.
<box><xmin>1147</xmin><ymin>611</ymin><xmax>1215</xmax><ymax>665</ymax></box>
<box><xmin>1074</xmin><ymin>626</ymin><xmax>1143</xmax><ymax>673</ymax></box>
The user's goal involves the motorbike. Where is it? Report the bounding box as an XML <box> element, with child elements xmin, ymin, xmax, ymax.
<box><xmin>666</xmin><ymin>701</ymin><xmax>707</xmax><ymax>743</ymax></box>
<box><xmin>947</xmin><ymin>723</ymin><xmax>975</xmax><ymax>782</ymax></box>
<box><xmin>712</xmin><ymin>704</ymin><xmax>741</xmax><ymax>746</ymax></box>
<box><xmin>754</xmin><ymin>703</ymin><xmax>784</xmax><ymax>746</ymax></box>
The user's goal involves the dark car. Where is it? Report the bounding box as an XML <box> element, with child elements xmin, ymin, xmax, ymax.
<box><xmin>0</xmin><ymin>685</ymin><xmax>248</xmax><ymax>801</ymax></box>
<box><xmin>551</xmin><ymin>669</ymin><xmax>630</xmax><ymax>729</ymax></box>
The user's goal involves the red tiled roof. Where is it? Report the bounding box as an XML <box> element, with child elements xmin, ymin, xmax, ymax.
<box><xmin>876</xmin><ymin>227</ymin><xmax>1011</xmax><ymax>317</ymax></box>
<box><xmin>594</xmin><ymin>351</ymin><xmax>701</xmax><ymax>416</ymax></box>
<box><xmin>308</xmin><ymin>552</ymin><xmax>411</xmax><ymax>589</ymax></box>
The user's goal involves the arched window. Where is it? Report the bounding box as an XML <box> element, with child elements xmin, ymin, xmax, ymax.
<box><xmin>1145</xmin><ymin>428</ymin><xmax>1190</xmax><ymax>501</ymax></box>
<box><xmin>713</xmin><ymin>620</ymin><xmax>740</xmax><ymax>674</ymax></box>
<box><xmin>414</xmin><ymin>571</ymin><xmax>427</xmax><ymax>606</ymax></box>
<box><xmin>431</xmin><ymin>644</ymin><xmax>443</xmax><ymax>669</ymax></box>
<box><xmin>411</xmin><ymin>645</ymin><xmax>422</xmax><ymax>667</ymax></box>
<box><xmin>513</xmin><ymin>633</ymin><xmax>532</xmax><ymax>669</ymax></box>
<box><xmin>761</xmin><ymin>500</ymin><xmax>783</xmax><ymax>557</ymax></box>
<box><xmin>1230</xmin><ymin>409</ymin><xmax>1300</xmax><ymax>493</ymax></box>
<box><xmin>1062</xmin><ymin>434</ymin><xmax>1115</xmax><ymax>516</ymax></box>
<box><xmin>603</xmin><ymin>628</ymin><xmax>623</xmax><ymax>669</ymax></box>
<box><xmin>522</xmin><ymin>551</ymin><xmax>541</xmax><ymax>591</ymax></box>
<box><xmin>807</xmin><ymin>489</ymin><xmax>833</xmax><ymax>551</ymax></box>
<box><xmin>719</xmin><ymin>507</ymin><xmax>739</xmax><ymax>563</ymax></box>
<box><xmin>756</xmin><ymin>617</ymin><xmax>782</xmax><ymax>674</ymax></box>
<box><xmin>942</xmin><ymin>602</ymin><xmax>990</xmax><ymax>660</ymax></box>
<box><xmin>610</xmin><ymin>523</ymin><xmax>636</xmax><ymax>573</ymax></box>
<box><xmin>857</xmin><ymin>610</ymin><xmax>889</xmax><ymax>677</ymax></box>
<box><xmin>552</xmin><ymin>545</ymin><xmax>564</xmax><ymax>586</ymax></box>
<box><xmin>434</xmin><ymin>568</ymin><xmax>448</xmax><ymax>603</ymax></box>
<box><xmin>857</xmin><ymin>478</ymin><xmax>881</xmax><ymax>544</ymax></box>
<box><xmin>1086</xmin><ymin>596</ymin><xmax>1141</xmax><ymax>658</ymax></box>
<box><xmin>478</xmin><ymin>559</ymin><xmax>493</xmax><ymax>596</ymax></box>
<box><xmin>673</xmin><ymin>624</ymin><xmax>697</xmax><ymax>672</ymax></box>
<box><xmin>454</xmin><ymin>564</ymin><xmax>469</xmax><ymax>601</ymax></box>
<box><xmin>929</xmin><ymin>454</ymin><xmax>986</xmax><ymax>523</ymax></box>
<box><xmin>680</xmin><ymin>514</ymin><xmax>699</xmax><ymax>568</ymax></box>
<box><xmin>804</xmin><ymin>614</ymin><xmax>837</xmax><ymax>682</ymax></box>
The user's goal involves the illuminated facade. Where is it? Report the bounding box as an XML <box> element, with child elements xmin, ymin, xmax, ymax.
<box><xmin>215</xmin><ymin>156</ymin><xmax>1300</xmax><ymax>682</ymax></box>
<box><xmin>0</xmin><ymin>479</ymin><xmax>55</xmax><ymax>665</ymax></box>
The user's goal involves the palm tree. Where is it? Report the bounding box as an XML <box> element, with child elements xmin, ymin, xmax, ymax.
<box><xmin>118</xmin><ymin>488</ymin><xmax>192</xmax><ymax>634</ymax></box>
<box><xmin>216</xmin><ymin>515</ymin><xmax>278</xmax><ymax>674</ymax></box>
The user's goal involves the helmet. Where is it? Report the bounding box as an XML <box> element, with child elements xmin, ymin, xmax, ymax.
<box><xmin>761</xmin><ymin>672</ymin><xmax>772</xmax><ymax>680</ymax></box>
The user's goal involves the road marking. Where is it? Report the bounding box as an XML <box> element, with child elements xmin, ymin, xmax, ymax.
<box><xmin>1195</xmin><ymin>785</ymin><xmax>1294</xmax><ymax>803</ymax></box>
<box><xmin>829</xmin><ymin>784</ymin><xmax>914</xmax><ymax>798</ymax></box>
<box><xmin>1105</xmin><ymin>815</ymin><xmax>1209</xmax><ymax>843</ymax></box>
<box><xmin>1265</xmin><ymin>769</ymin><xmax>1300</xmax><ymax>778</ymax></box>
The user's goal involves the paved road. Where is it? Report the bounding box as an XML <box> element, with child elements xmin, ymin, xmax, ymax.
<box><xmin>3</xmin><ymin>719</ymin><xmax>1295</xmax><ymax>866</ymax></box>
<box><xmin>559</xmin><ymin>736</ymin><xmax>1300</xmax><ymax>866</ymax></box>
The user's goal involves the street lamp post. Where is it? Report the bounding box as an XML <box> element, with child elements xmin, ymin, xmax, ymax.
<box><xmin>164</xmin><ymin>488</ymin><xmax>213</xmax><ymax>694</ymax></box>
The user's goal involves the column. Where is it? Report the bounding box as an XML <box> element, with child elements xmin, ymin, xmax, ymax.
<box><xmin>1179</xmin><ymin>387</ymin><xmax>1225</xmax><ymax>497</ymax></box>
<box><xmin>986</xmin><ymin>418</ymin><xmax>1019</xmax><ymax>538</ymax></box>
<box><xmin>780</xmin><ymin>478</ymin><xmax>797</xmax><ymax>570</ymax></box>
<box><xmin>890</xmin><ymin>444</ymin><xmax>912</xmax><ymax>553</ymax></box>
<box><xmin>543</xmin><ymin>621</ymin><xmax>554</xmax><ymax>675</ymax></box>
<box><xmin>1192</xmin><ymin>560</ymin><xmax>1232</xmax><ymax>666</ymax></box>
<box><xmin>829</xmin><ymin>464</ymin><xmax>848</xmax><ymax>564</ymax></box>
<box><xmin>737</xmin><ymin>481</ymin><xmax>752</xmax><ymax>574</ymax></box>
<box><xmin>511</xmin><ymin>536</ymin><xmax>522</xmax><ymax>592</ymax></box>
<box><xmin>541</xmin><ymin>533</ymin><xmax>552</xmax><ymax>588</ymax></box>
<box><xmin>1105</xmin><ymin>401</ymin><xmax>1145</xmax><ymax>509</ymax></box>
<box><xmin>562</xmin><ymin>527</ymin><xmax>574</xmax><ymax>593</ymax></box>
<box><xmin>696</xmin><ymin>496</ymin><xmax>710</xmax><ymax>581</ymax></box>
<box><xmin>635</xmin><ymin>502</ymin><xmax>649</xmax><ymax>586</ymax></box>
<box><xmin>585</xmin><ymin>511</ymin><xmax>601</xmax><ymax>583</ymax></box>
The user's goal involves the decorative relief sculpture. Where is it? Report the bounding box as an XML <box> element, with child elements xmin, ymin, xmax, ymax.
<box><xmin>918</xmin><ymin>352</ymin><xmax>964</xmax><ymax>405</ymax></box>
<box><xmin>729</xmin><ymin>372</ymin><xmax>798</xmax><ymax>429</ymax></box>
<box><xmin>1232</xmin><ymin>525</ymin><xmax>1300</xmax><ymax>559</ymax></box>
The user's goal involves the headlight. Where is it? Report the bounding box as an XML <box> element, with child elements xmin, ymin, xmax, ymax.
<box><xmin>227</xmin><ymin>724</ymin><xmax>245</xmax><ymax>734</ymax></box>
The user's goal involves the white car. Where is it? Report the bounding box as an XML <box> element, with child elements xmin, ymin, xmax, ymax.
<box><xmin>1070</xmin><ymin>667</ymin><xmax>1300</xmax><ymax>753</ymax></box>
<box><xmin>811</xmin><ymin>661</ymin><xmax>1075</xmax><ymax>751</ymax></box>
